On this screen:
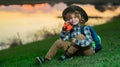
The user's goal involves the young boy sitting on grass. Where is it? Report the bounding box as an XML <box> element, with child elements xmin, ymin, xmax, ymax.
<box><xmin>36</xmin><ymin>5</ymin><xmax>95</xmax><ymax>64</ymax></box>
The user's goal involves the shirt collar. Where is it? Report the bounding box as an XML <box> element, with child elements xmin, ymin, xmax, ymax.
<box><xmin>73</xmin><ymin>23</ymin><xmax>81</xmax><ymax>30</ymax></box>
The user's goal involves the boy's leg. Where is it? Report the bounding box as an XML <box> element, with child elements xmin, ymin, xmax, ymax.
<box><xmin>76</xmin><ymin>34</ymin><xmax>95</xmax><ymax>56</ymax></box>
<box><xmin>45</xmin><ymin>39</ymin><xmax>71</xmax><ymax>60</ymax></box>
<box><xmin>64</xmin><ymin>34</ymin><xmax>86</xmax><ymax>57</ymax></box>
<box><xmin>66</xmin><ymin>34</ymin><xmax>94</xmax><ymax>57</ymax></box>
<box><xmin>82</xmin><ymin>47</ymin><xmax>95</xmax><ymax>56</ymax></box>
<box><xmin>74</xmin><ymin>46</ymin><xmax>95</xmax><ymax>56</ymax></box>
<box><xmin>65</xmin><ymin>45</ymin><xmax>79</xmax><ymax>57</ymax></box>
<box><xmin>58</xmin><ymin>44</ymin><xmax>81</xmax><ymax>61</ymax></box>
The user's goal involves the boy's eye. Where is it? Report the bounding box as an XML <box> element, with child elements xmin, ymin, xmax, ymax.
<box><xmin>74</xmin><ymin>17</ymin><xmax>77</xmax><ymax>18</ymax></box>
<box><xmin>69</xmin><ymin>18</ymin><xmax>72</xmax><ymax>20</ymax></box>
<box><xmin>69</xmin><ymin>19</ymin><xmax>72</xmax><ymax>21</ymax></box>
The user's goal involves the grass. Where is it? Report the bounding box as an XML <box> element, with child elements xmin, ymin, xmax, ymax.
<box><xmin>0</xmin><ymin>19</ymin><xmax>120</xmax><ymax>67</ymax></box>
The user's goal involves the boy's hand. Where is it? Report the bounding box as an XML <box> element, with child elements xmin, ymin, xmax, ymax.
<box><xmin>72</xmin><ymin>38</ymin><xmax>76</xmax><ymax>43</ymax></box>
<box><xmin>63</xmin><ymin>22</ymin><xmax>73</xmax><ymax>31</ymax></box>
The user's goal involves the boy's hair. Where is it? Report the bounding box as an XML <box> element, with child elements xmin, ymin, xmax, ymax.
<box><xmin>65</xmin><ymin>11</ymin><xmax>86</xmax><ymax>25</ymax></box>
<box><xmin>62</xmin><ymin>5</ymin><xmax>88</xmax><ymax>22</ymax></box>
<box><xmin>65</xmin><ymin>11</ymin><xmax>81</xmax><ymax>21</ymax></box>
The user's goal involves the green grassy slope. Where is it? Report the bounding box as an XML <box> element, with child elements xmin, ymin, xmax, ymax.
<box><xmin>0</xmin><ymin>19</ymin><xmax>120</xmax><ymax>67</ymax></box>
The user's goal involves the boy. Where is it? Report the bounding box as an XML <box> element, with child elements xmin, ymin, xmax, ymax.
<box><xmin>36</xmin><ymin>5</ymin><xmax>95</xmax><ymax>64</ymax></box>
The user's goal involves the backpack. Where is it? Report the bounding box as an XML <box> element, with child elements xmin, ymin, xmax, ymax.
<box><xmin>80</xmin><ymin>25</ymin><xmax>102</xmax><ymax>53</ymax></box>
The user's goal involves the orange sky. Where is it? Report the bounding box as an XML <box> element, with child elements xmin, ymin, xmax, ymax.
<box><xmin>0</xmin><ymin>3</ymin><xmax>120</xmax><ymax>50</ymax></box>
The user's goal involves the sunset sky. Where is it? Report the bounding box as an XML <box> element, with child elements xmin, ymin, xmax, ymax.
<box><xmin>0</xmin><ymin>2</ymin><xmax>120</xmax><ymax>45</ymax></box>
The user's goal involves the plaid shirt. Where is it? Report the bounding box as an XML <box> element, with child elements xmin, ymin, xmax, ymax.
<box><xmin>60</xmin><ymin>23</ymin><xmax>93</xmax><ymax>47</ymax></box>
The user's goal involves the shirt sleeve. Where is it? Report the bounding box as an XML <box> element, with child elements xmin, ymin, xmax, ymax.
<box><xmin>75</xmin><ymin>26</ymin><xmax>93</xmax><ymax>47</ymax></box>
<box><xmin>60</xmin><ymin>28</ymin><xmax>70</xmax><ymax>41</ymax></box>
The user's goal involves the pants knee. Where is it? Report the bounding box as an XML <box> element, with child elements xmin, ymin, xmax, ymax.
<box><xmin>83</xmin><ymin>48</ymin><xmax>95</xmax><ymax>56</ymax></box>
<box><xmin>67</xmin><ymin>46</ymin><xmax>78</xmax><ymax>55</ymax></box>
<box><xmin>54</xmin><ymin>39</ymin><xmax>70</xmax><ymax>50</ymax></box>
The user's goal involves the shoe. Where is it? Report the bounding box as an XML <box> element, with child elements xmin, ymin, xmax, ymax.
<box><xmin>58</xmin><ymin>55</ymin><xmax>70</xmax><ymax>61</ymax></box>
<box><xmin>58</xmin><ymin>55</ymin><xmax>73</xmax><ymax>61</ymax></box>
<box><xmin>58</xmin><ymin>55</ymin><xmax>66</xmax><ymax>61</ymax></box>
<box><xmin>36</xmin><ymin>57</ymin><xmax>45</xmax><ymax>64</ymax></box>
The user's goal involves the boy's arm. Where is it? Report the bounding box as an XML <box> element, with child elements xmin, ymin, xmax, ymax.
<box><xmin>60</xmin><ymin>22</ymin><xmax>72</xmax><ymax>41</ymax></box>
<box><xmin>60</xmin><ymin>28</ymin><xmax>70</xmax><ymax>41</ymax></box>
<box><xmin>74</xmin><ymin>26</ymin><xmax>93</xmax><ymax>47</ymax></box>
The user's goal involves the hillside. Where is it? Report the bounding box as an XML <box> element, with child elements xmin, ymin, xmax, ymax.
<box><xmin>0</xmin><ymin>19</ymin><xmax>120</xmax><ymax>67</ymax></box>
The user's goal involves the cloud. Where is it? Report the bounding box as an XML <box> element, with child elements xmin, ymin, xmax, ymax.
<box><xmin>34</xmin><ymin>3</ymin><xmax>52</xmax><ymax>13</ymax></box>
<box><xmin>52</xmin><ymin>2</ymin><xmax>67</xmax><ymax>11</ymax></box>
<box><xmin>0</xmin><ymin>5</ymin><xmax>21</xmax><ymax>12</ymax></box>
<box><xmin>0</xmin><ymin>2</ymin><xmax>67</xmax><ymax>13</ymax></box>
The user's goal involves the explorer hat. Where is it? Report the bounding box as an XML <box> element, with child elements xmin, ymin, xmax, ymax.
<box><xmin>62</xmin><ymin>5</ymin><xmax>88</xmax><ymax>22</ymax></box>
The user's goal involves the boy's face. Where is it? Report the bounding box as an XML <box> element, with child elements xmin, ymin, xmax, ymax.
<box><xmin>68</xmin><ymin>13</ymin><xmax>79</xmax><ymax>25</ymax></box>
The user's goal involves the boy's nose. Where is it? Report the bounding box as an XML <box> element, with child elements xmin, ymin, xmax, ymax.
<box><xmin>71</xmin><ymin>18</ymin><xmax>75</xmax><ymax>21</ymax></box>
<box><xmin>72</xmin><ymin>18</ymin><xmax>76</xmax><ymax>22</ymax></box>
<box><xmin>72</xmin><ymin>18</ymin><xmax>75</xmax><ymax>20</ymax></box>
